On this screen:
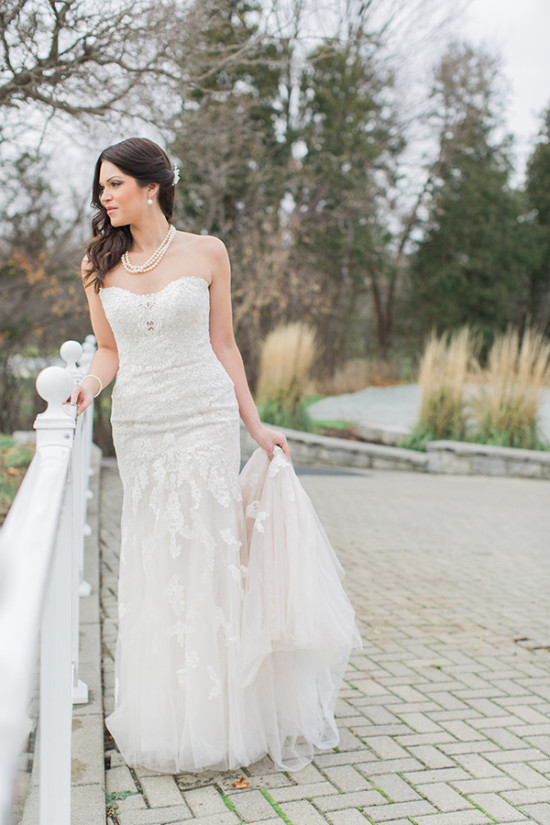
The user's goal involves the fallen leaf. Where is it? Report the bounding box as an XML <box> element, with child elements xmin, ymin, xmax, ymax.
<box><xmin>231</xmin><ymin>774</ymin><xmax>250</xmax><ymax>788</ymax></box>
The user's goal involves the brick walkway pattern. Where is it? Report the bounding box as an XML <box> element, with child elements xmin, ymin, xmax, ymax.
<box><xmin>100</xmin><ymin>461</ymin><xmax>550</xmax><ymax>825</ymax></box>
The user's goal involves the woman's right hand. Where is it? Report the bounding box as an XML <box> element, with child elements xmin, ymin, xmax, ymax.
<box><xmin>65</xmin><ymin>383</ymin><xmax>94</xmax><ymax>416</ymax></box>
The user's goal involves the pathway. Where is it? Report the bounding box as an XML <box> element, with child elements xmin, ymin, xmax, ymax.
<box><xmin>100</xmin><ymin>459</ymin><xmax>550</xmax><ymax>825</ymax></box>
<box><xmin>308</xmin><ymin>384</ymin><xmax>550</xmax><ymax>441</ymax></box>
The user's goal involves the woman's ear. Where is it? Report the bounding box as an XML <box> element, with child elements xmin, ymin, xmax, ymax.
<box><xmin>147</xmin><ymin>182</ymin><xmax>160</xmax><ymax>201</ymax></box>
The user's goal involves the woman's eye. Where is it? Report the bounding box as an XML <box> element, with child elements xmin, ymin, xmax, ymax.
<box><xmin>99</xmin><ymin>181</ymin><xmax>121</xmax><ymax>192</ymax></box>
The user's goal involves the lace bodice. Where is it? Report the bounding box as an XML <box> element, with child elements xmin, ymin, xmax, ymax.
<box><xmin>100</xmin><ymin>275</ymin><xmax>237</xmax><ymax>433</ymax></box>
<box><xmin>100</xmin><ymin>275</ymin><xmax>211</xmax><ymax>372</ymax></box>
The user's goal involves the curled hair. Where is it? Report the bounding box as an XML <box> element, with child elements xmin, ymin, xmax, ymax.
<box><xmin>83</xmin><ymin>137</ymin><xmax>177</xmax><ymax>292</ymax></box>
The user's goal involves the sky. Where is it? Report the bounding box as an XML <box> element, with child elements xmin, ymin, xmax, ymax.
<box><xmin>460</xmin><ymin>0</ymin><xmax>550</xmax><ymax>174</ymax></box>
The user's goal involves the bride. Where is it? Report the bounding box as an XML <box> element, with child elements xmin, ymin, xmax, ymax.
<box><xmin>70</xmin><ymin>136</ymin><xmax>361</xmax><ymax>773</ymax></box>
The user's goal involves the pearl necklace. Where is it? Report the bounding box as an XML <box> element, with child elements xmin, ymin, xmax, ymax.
<box><xmin>121</xmin><ymin>225</ymin><xmax>176</xmax><ymax>273</ymax></box>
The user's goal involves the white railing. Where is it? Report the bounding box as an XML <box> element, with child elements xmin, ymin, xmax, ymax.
<box><xmin>0</xmin><ymin>337</ymin><xmax>97</xmax><ymax>825</ymax></box>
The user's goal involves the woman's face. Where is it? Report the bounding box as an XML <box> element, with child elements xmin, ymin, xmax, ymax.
<box><xmin>98</xmin><ymin>160</ymin><xmax>151</xmax><ymax>226</ymax></box>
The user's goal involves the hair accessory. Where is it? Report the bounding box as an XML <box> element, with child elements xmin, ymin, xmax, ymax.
<box><xmin>172</xmin><ymin>165</ymin><xmax>180</xmax><ymax>186</ymax></box>
<box><xmin>81</xmin><ymin>374</ymin><xmax>102</xmax><ymax>397</ymax></box>
<box><xmin>121</xmin><ymin>224</ymin><xmax>176</xmax><ymax>273</ymax></box>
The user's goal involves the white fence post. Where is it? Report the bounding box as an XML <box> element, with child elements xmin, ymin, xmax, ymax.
<box><xmin>60</xmin><ymin>340</ymin><xmax>91</xmax><ymax>592</ymax></box>
<box><xmin>34</xmin><ymin>367</ymin><xmax>77</xmax><ymax>825</ymax></box>
<box><xmin>59</xmin><ymin>341</ymin><xmax>90</xmax><ymax>706</ymax></box>
<box><xmin>78</xmin><ymin>335</ymin><xmax>97</xmax><ymax>570</ymax></box>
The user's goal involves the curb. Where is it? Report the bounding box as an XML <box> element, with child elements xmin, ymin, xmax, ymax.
<box><xmin>427</xmin><ymin>439</ymin><xmax>550</xmax><ymax>480</ymax></box>
<box><xmin>240</xmin><ymin>425</ymin><xmax>428</xmax><ymax>472</ymax></box>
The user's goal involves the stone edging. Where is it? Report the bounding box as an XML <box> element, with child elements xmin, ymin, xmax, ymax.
<box><xmin>241</xmin><ymin>426</ymin><xmax>550</xmax><ymax>480</ymax></box>
<box><xmin>427</xmin><ymin>439</ymin><xmax>550</xmax><ymax>479</ymax></box>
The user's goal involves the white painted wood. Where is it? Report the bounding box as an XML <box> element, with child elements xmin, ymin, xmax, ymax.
<box><xmin>39</xmin><ymin>474</ymin><xmax>73</xmax><ymax>824</ymax></box>
<box><xmin>0</xmin><ymin>365</ymin><xmax>75</xmax><ymax>825</ymax></box>
<box><xmin>0</xmin><ymin>342</ymin><xmax>96</xmax><ymax>825</ymax></box>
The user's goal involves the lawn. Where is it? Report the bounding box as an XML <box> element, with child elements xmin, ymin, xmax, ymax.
<box><xmin>0</xmin><ymin>434</ymin><xmax>35</xmax><ymax>524</ymax></box>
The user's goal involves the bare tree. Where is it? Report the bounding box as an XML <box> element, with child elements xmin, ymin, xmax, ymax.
<box><xmin>0</xmin><ymin>0</ymin><xmax>304</xmax><ymax>131</ymax></box>
<box><xmin>0</xmin><ymin>1</ymin><xmax>176</xmax><ymax>116</ymax></box>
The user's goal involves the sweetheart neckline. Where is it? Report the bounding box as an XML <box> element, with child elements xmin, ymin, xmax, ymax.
<box><xmin>100</xmin><ymin>274</ymin><xmax>210</xmax><ymax>298</ymax></box>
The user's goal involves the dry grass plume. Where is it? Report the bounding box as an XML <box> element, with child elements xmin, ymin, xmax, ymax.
<box><xmin>401</xmin><ymin>326</ymin><xmax>480</xmax><ymax>448</ymax></box>
<box><xmin>256</xmin><ymin>322</ymin><xmax>316</xmax><ymax>429</ymax></box>
<box><xmin>471</xmin><ymin>327</ymin><xmax>550</xmax><ymax>449</ymax></box>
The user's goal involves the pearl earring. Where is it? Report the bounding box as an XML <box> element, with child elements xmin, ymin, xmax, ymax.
<box><xmin>147</xmin><ymin>197</ymin><xmax>153</xmax><ymax>205</ymax></box>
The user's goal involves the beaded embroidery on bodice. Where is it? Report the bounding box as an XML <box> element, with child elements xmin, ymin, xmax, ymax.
<box><xmin>100</xmin><ymin>275</ymin><xmax>211</xmax><ymax>361</ymax></box>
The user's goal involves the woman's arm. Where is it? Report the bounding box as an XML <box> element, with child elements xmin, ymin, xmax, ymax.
<box><xmin>68</xmin><ymin>258</ymin><xmax>119</xmax><ymax>415</ymax></box>
<box><xmin>207</xmin><ymin>238</ymin><xmax>289</xmax><ymax>460</ymax></box>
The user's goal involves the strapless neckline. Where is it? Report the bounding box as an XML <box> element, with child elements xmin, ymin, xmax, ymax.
<box><xmin>100</xmin><ymin>274</ymin><xmax>209</xmax><ymax>298</ymax></box>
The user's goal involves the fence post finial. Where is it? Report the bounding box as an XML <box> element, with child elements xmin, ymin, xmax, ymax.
<box><xmin>60</xmin><ymin>340</ymin><xmax>84</xmax><ymax>379</ymax></box>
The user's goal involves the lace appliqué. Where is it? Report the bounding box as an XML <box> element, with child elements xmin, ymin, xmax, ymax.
<box><xmin>207</xmin><ymin>666</ymin><xmax>221</xmax><ymax>700</ymax></box>
<box><xmin>246</xmin><ymin>500</ymin><xmax>269</xmax><ymax>533</ymax></box>
<box><xmin>175</xmin><ymin>649</ymin><xmax>200</xmax><ymax>686</ymax></box>
<box><xmin>167</xmin><ymin>574</ymin><xmax>186</xmax><ymax>615</ymax></box>
<box><xmin>168</xmin><ymin>620</ymin><xmax>189</xmax><ymax>647</ymax></box>
<box><xmin>220</xmin><ymin>528</ymin><xmax>242</xmax><ymax>549</ymax></box>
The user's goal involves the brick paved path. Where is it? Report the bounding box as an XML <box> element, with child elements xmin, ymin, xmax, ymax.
<box><xmin>100</xmin><ymin>461</ymin><xmax>550</xmax><ymax>825</ymax></box>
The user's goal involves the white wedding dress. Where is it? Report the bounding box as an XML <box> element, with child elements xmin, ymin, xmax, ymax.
<box><xmin>100</xmin><ymin>274</ymin><xmax>362</xmax><ymax>773</ymax></box>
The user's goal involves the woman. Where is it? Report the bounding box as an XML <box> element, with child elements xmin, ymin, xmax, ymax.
<box><xmin>71</xmin><ymin>137</ymin><xmax>361</xmax><ymax>774</ymax></box>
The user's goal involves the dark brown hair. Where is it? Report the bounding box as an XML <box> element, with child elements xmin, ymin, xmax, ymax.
<box><xmin>83</xmin><ymin>137</ymin><xmax>176</xmax><ymax>292</ymax></box>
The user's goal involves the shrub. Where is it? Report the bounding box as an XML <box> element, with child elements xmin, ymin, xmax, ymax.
<box><xmin>401</xmin><ymin>326</ymin><xmax>479</xmax><ymax>449</ymax></box>
<box><xmin>256</xmin><ymin>323</ymin><xmax>316</xmax><ymax>430</ymax></box>
<box><xmin>470</xmin><ymin>327</ymin><xmax>550</xmax><ymax>449</ymax></box>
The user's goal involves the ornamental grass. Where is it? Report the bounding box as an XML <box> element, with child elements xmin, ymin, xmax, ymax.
<box><xmin>401</xmin><ymin>326</ymin><xmax>479</xmax><ymax>450</ymax></box>
<box><xmin>470</xmin><ymin>327</ymin><xmax>550</xmax><ymax>450</ymax></box>
<box><xmin>256</xmin><ymin>322</ymin><xmax>316</xmax><ymax>430</ymax></box>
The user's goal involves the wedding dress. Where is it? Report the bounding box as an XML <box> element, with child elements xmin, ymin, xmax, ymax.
<box><xmin>100</xmin><ymin>274</ymin><xmax>362</xmax><ymax>773</ymax></box>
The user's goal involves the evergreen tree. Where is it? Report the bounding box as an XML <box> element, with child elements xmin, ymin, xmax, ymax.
<box><xmin>169</xmin><ymin>0</ymin><xmax>288</xmax><ymax>236</ymax></box>
<box><xmin>526</xmin><ymin>106</ymin><xmax>550</xmax><ymax>328</ymax></box>
<box><xmin>410</xmin><ymin>44</ymin><xmax>534</xmax><ymax>340</ymax></box>
<box><xmin>168</xmin><ymin>0</ymin><xmax>292</xmax><ymax>385</ymax></box>
<box><xmin>291</xmin><ymin>34</ymin><xmax>402</xmax><ymax>365</ymax></box>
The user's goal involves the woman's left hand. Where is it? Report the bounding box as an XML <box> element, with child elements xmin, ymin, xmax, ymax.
<box><xmin>252</xmin><ymin>425</ymin><xmax>290</xmax><ymax>460</ymax></box>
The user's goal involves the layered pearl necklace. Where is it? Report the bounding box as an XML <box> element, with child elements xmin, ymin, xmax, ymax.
<box><xmin>121</xmin><ymin>225</ymin><xmax>176</xmax><ymax>273</ymax></box>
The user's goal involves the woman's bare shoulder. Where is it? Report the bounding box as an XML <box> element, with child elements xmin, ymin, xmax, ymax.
<box><xmin>174</xmin><ymin>232</ymin><xmax>229</xmax><ymax>283</ymax></box>
<box><xmin>80</xmin><ymin>253</ymin><xmax>94</xmax><ymax>286</ymax></box>
<box><xmin>175</xmin><ymin>230</ymin><xmax>227</xmax><ymax>255</ymax></box>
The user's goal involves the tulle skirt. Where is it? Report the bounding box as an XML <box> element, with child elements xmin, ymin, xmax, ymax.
<box><xmin>105</xmin><ymin>445</ymin><xmax>362</xmax><ymax>773</ymax></box>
